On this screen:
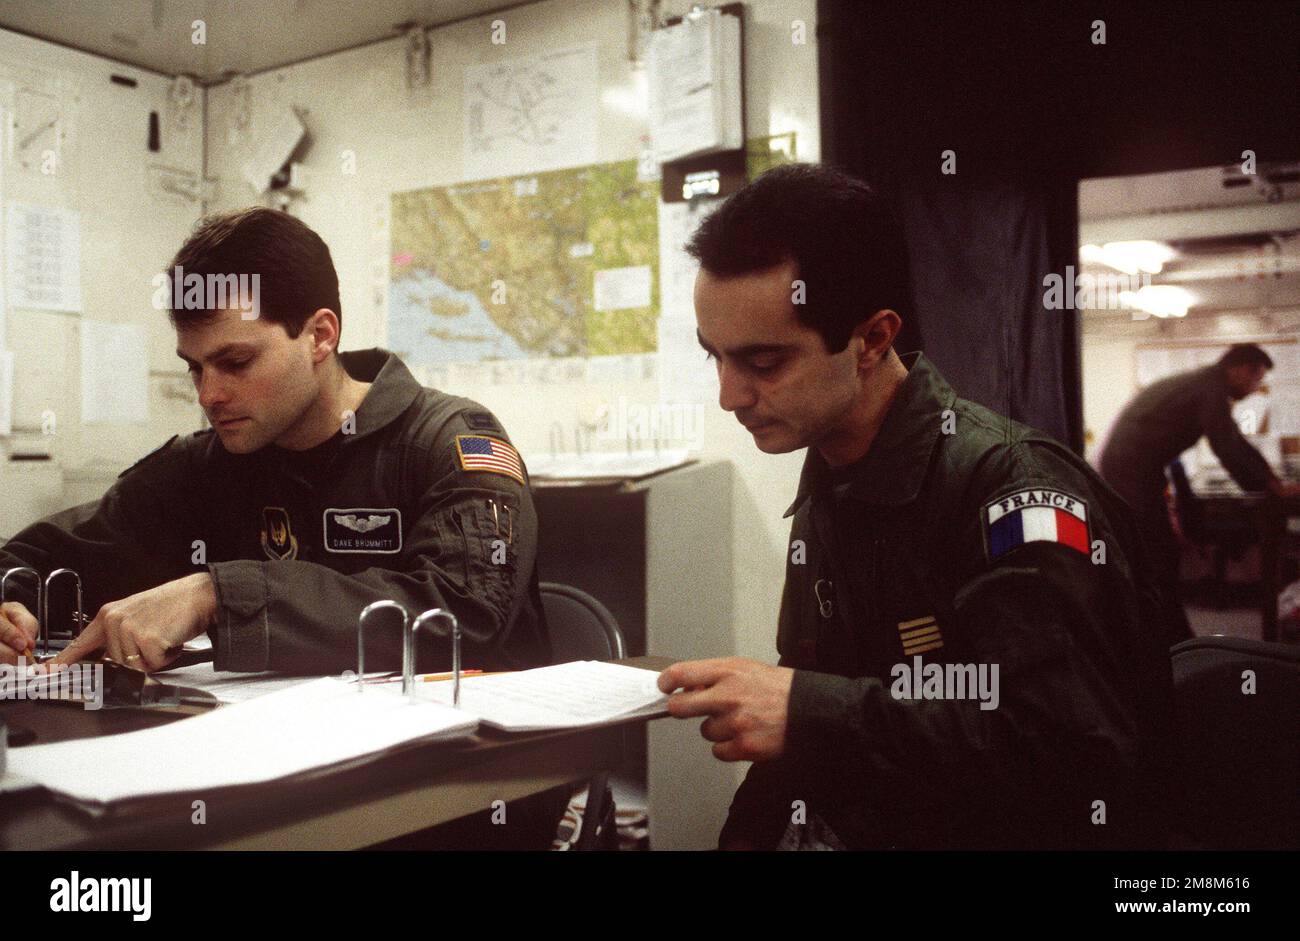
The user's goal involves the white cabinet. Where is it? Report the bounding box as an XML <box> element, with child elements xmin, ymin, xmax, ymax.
<box><xmin>534</xmin><ymin>460</ymin><xmax>739</xmax><ymax>850</ymax></box>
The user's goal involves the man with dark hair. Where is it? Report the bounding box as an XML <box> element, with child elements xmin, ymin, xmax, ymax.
<box><xmin>1098</xmin><ymin>343</ymin><xmax>1299</xmax><ymax>646</ymax></box>
<box><xmin>680</xmin><ymin>162</ymin><xmax>914</xmax><ymax>355</ymax></box>
<box><xmin>657</xmin><ymin>163</ymin><xmax>1172</xmax><ymax>850</ymax></box>
<box><xmin>0</xmin><ymin>207</ymin><xmax>568</xmax><ymax>846</ymax></box>
<box><xmin>0</xmin><ymin>207</ymin><xmax>549</xmax><ymax>679</ymax></box>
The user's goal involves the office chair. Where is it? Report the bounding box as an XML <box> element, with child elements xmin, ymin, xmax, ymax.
<box><xmin>539</xmin><ymin>582</ymin><xmax>627</xmax><ymax>850</ymax></box>
<box><xmin>1169</xmin><ymin>636</ymin><xmax>1300</xmax><ymax>849</ymax></box>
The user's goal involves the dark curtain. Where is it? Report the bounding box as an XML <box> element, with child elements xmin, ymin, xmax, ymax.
<box><xmin>887</xmin><ymin>163</ymin><xmax>1081</xmax><ymax>449</ymax></box>
<box><xmin>816</xmin><ymin>0</ymin><xmax>1300</xmax><ymax>453</ymax></box>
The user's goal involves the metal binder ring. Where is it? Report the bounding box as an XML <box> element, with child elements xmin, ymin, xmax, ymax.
<box><xmin>357</xmin><ymin>600</ymin><xmax>409</xmax><ymax>693</ymax></box>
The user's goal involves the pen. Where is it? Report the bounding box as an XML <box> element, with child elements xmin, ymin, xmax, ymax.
<box><xmin>368</xmin><ymin>669</ymin><xmax>487</xmax><ymax>684</ymax></box>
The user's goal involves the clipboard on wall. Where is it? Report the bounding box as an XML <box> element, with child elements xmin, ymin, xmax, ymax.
<box><xmin>650</xmin><ymin>3</ymin><xmax>748</xmax><ymax>203</ymax></box>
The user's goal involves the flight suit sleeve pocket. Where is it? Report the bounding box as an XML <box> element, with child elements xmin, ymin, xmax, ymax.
<box><xmin>432</xmin><ymin>494</ymin><xmax>520</xmax><ymax>617</ymax></box>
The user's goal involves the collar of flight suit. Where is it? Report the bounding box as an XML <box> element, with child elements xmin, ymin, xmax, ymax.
<box><xmin>336</xmin><ymin>347</ymin><xmax>423</xmax><ymax>443</ymax></box>
<box><xmin>783</xmin><ymin>351</ymin><xmax>957</xmax><ymax>518</ymax></box>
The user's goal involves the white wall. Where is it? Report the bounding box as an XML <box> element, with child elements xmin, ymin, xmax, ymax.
<box><xmin>203</xmin><ymin>0</ymin><xmax>820</xmax><ymax>665</ymax></box>
<box><xmin>0</xmin><ymin>27</ymin><xmax>204</xmax><ymax>529</ymax></box>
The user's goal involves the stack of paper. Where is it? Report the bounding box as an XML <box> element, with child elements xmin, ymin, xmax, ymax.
<box><xmin>5</xmin><ymin>677</ymin><xmax>476</xmax><ymax>810</ymax></box>
<box><xmin>158</xmin><ymin>663</ymin><xmax>355</xmax><ymax>704</ymax></box>
<box><xmin>419</xmin><ymin>661</ymin><xmax>670</xmax><ymax>732</ymax></box>
<box><xmin>648</xmin><ymin>9</ymin><xmax>743</xmax><ymax>163</ymax></box>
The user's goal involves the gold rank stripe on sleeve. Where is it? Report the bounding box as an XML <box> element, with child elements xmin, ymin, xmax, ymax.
<box><xmin>898</xmin><ymin>615</ymin><xmax>944</xmax><ymax>654</ymax></box>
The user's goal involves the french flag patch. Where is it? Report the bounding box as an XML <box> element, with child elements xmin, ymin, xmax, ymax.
<box><xmin>985</xmin><ymin>488</ymin><xmax>1090</xmax><ymax>559</ymax></box>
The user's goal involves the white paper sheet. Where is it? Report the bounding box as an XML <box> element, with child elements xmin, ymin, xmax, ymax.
<box><xmin>462</xmin><ymin>44</ymin><xmax>598</xmax><ymax>181</ymax></box>
<box><xmin>656</xmin><ymin>197</ymin><xmax>716</xmax><ymax>323</ymax></box>
<box><xmin>6</xmin><ymin>677</ymin><xmax>477</xmax><ymax>807</ymax></box>
<box><xmin>80</xmin><ymin>319</ymin><xmax>148</xmax><ymax>424</ymax></box>
<box><xmin>157</xmin><ymin>666</ymin><xmax>324</xmax><ymax>704</ymax></box>
<box><xmin>593</xmin><ymin>265</ymin><xmax>652</xmax><ymax>311</ymax></box>
<box><xmin>158</xmin><ymin>656</ymin><xmax>398</xmax><ymax>705</ymax></box>
<box><xmin>648</xmin><ymin>10</ymin><xmax>742</xmax><ymax>163</ymax></box>
<box><xmin>648</xmin><ymin>14</ymin><xmax>718</xmax><ymax>164</ymax></box>
<box><xmin>5</xmin><ymin>203</ymin><xmax>81</xmax><ymax>312</ymax></box>
<box><xmin>419</xmin><ymin>661</ymin><xmax>669</xmax><ymax>732</ymax></box>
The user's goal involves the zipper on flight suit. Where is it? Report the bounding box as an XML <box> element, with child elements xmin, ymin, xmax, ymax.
<box><xmin>864</xmin><ymin>536</ymin><xmax>892</xmax><ymax>671</ymax></box>
<box><xmin>827</xmin><ymin>522</ymin><xmax>891</xmax><ymax>676</ymax></box>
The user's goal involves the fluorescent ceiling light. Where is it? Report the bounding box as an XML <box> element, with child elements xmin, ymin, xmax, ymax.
<box><xmin>1119</xmin><ymin>284</ymin><xmax>1194</xmax><ymax>318</ymax></box>
<box><xmin>1081</xmin><ymin>240</ymin><xmax>1176</xmax><ymax>275</ymax></box>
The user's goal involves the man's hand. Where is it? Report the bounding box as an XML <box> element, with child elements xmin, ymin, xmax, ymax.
<box><xmin>657</xmin><ymin>657</ymin><xmax>795</xmax><ymax>762</ymax></box>
<box><xmin>50</xmin><ymin>573</ymin><xmax>217</xmax><ymax>672</ymax></box>
<box><xmin>0</xmin><ymin>601</ymin><xmax>39</xmax><ymax>665</ymax></box>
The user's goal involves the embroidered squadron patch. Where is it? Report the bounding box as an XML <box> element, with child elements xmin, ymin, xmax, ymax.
<box><xmin>984</xmin><ymin>488</ymin><xmax>1090</xmax><ymax>559</ymax></box>
<box><xmin>898</xmin><ymin>615</ymin><xmax>943</xmax><ymax>655</ymax></box>
<box><xmin>261</xmin><ymin>506</ymin><xmax>299</xmax><ymax>561</ymax></box>
<box><xmin>323</xmin><ymin>508</ymin><xmax>403</xmax><ymax>554</ymax></box>
<box><xmin>455</xmin><ymin>435</ymin><xmax>524</xmax><ymax>484</ymax></box>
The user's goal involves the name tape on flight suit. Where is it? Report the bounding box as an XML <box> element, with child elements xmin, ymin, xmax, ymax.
<box><xmin>323</xmin><ymin>508</ymin><xmax>403</xmax><ymax>554</ymax></box>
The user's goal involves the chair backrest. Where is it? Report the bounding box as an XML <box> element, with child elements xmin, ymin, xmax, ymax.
<box><xmin>540</xmin><ymin>582</ymin><xmax>627</xmax><ymax>664</ymax></box>
<box><xmin>1169</xmin><ymin>636</ymin><xmax>1300</xmax><ymax>849</ymax></box>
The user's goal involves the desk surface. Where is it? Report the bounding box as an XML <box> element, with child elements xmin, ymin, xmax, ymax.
<box><xmin>1</xmin><ymin>656</ymin><xmax>674</xmax><ymax>851</ymax></box>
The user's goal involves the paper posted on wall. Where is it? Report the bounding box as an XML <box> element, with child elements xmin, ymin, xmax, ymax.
<box><xmin>80</xmin><ymin>320</ymin><xmax>148</xmax><ymax>425</ymax></box>
<box><xmin>5</xmin><ymin>203</ymin><xmax>82</xmax><ymax>313</ymax></box>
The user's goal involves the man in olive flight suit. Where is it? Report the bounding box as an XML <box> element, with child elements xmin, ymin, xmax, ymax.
<box><xmin>0</xmin><ymin>208</ymin><xmax>559</xmax><ymax>848</ymax></box>
<box><xmin>0</xmin><ymin>346</ymin><xmax>546</xmax><ymax>675</ymax></box>
<box><xmin>0</xmin><ymin>208</ymin><xmax>546</xmax><ymax>676</ymax></box>
<box><xmin>658</xmin><ymin>164</ymin><xmax>1173</xmax><ymax>850</ymax></box>
<box><xmin>1099</xmin><ymin>344</ymin><xmax>1300</xmax><ymax>647</ymax></box>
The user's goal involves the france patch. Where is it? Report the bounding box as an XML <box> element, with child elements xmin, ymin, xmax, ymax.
<box><xmin>985</xmin><ymin>488</ymin><xmax>1090</xmax><ymax>559</ymax></box>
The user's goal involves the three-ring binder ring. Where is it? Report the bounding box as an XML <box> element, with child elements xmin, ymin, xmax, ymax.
<box><xmin>42</xmin><ymin>569</ymin><xmax>83</xmax><ymax>658</ymax></box>
<box><xmin>356</xmin><ymin>599</ymin><xmax>409</xmax><ymax>693</ymax></box>
<box><xmin>409</xmin><ymin>609</ymin><xmax>463</xmax><ymax>707</ymax></box>
<box><xmin>1</xmin><ymin>567</ymin><xmax>44</xmax><ymax>653</ymax></box>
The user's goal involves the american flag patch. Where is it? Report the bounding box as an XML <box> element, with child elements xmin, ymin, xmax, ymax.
<box><xmin>985</xmin><ymin>488</ymin><xmax>1089</xmax><ymax>559</ymax></box>
<box><xmin>898</xmin><ymin>615</ymin><xmax>943</xmax><ymax>655</ymax></box>
<box><xmin>455</xmin><ymin>434</ymin><xmax>525</xmax><ymax>484</ymax></box>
